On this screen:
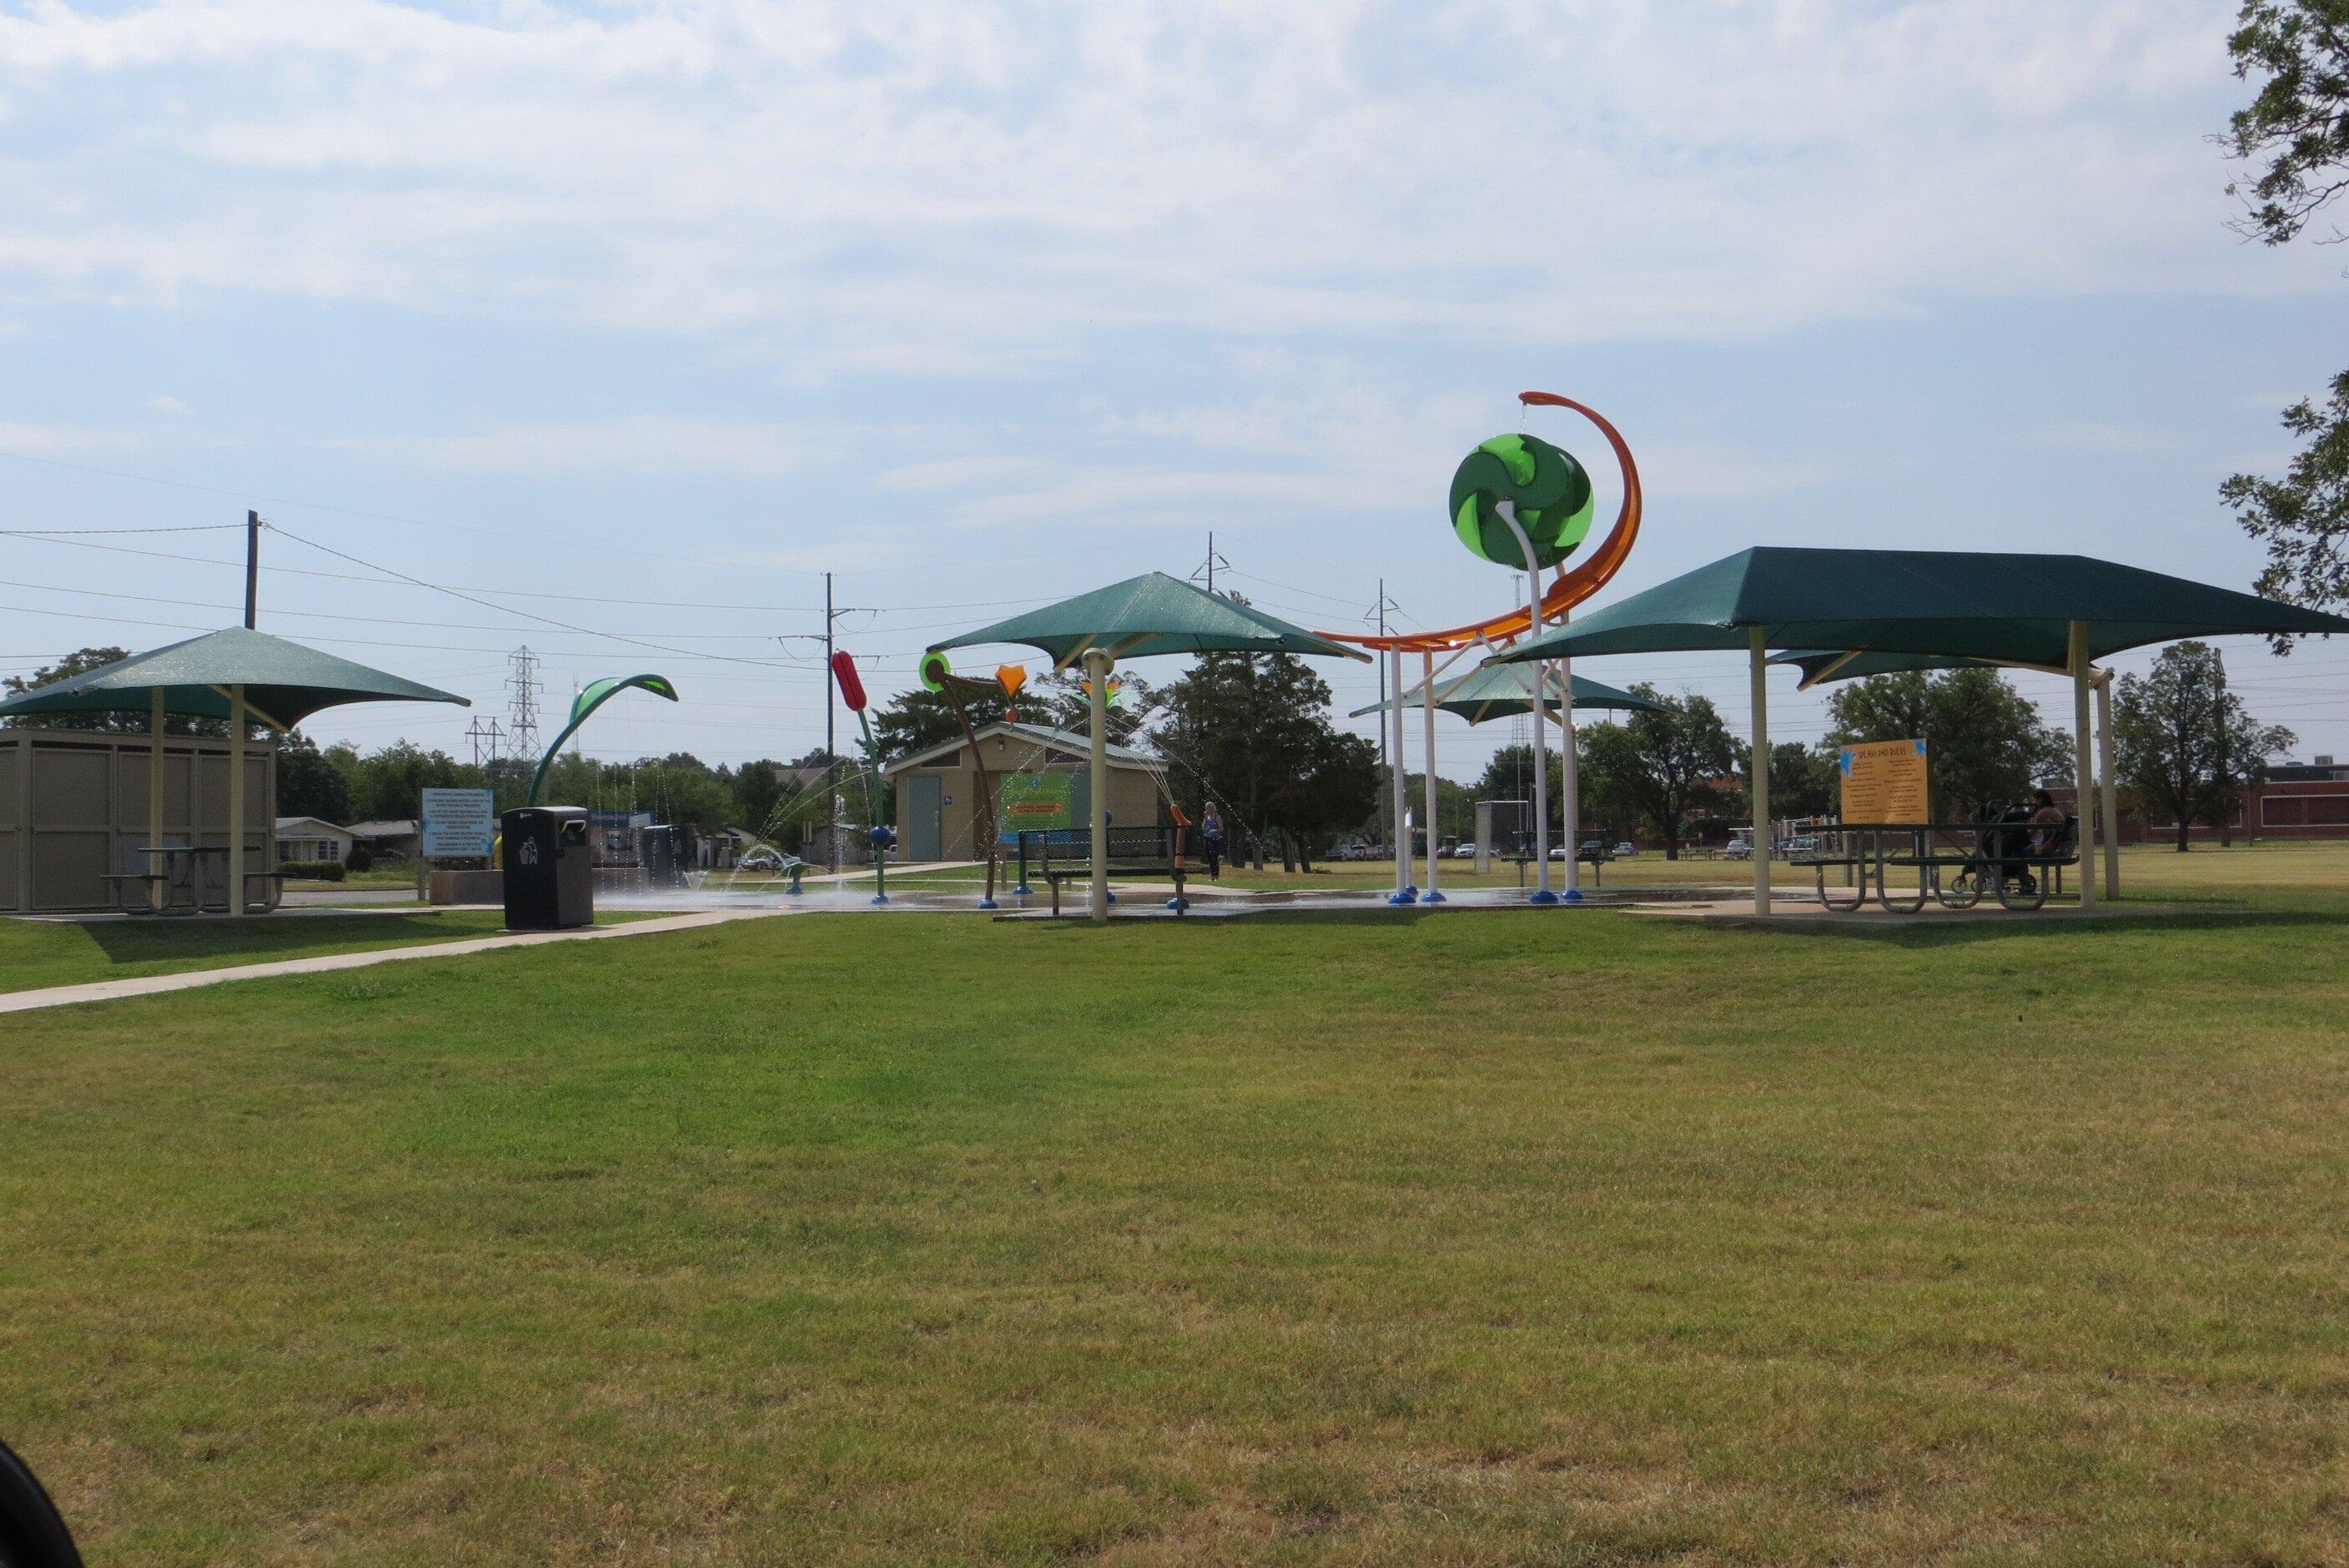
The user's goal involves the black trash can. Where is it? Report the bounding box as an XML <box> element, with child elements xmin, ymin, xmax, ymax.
<box><xmin>501</xmin><ymin>806</ymin><xmax>594</xmax><ymax>931</ymax></box>
<box><xmin>636</xmin><ymin>823</ymin><xmax>692</xmax><ymax>889</ymax></box>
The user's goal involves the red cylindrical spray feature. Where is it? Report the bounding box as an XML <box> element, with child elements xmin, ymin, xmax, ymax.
<box><xmin>831</xmin><ymin>651</ymin><xmax>868</xmax><ymax>712</ymax></box>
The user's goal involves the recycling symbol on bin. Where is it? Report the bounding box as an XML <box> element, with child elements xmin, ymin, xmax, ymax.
<box><xmin>519</xmin><ymin>839</ymin><xmax>540</xmax><ymax>867</ymax></box>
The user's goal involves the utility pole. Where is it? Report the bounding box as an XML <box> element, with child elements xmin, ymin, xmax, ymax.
<box><xmin>824</xmin><ymin>570</ymin><xmax>837</xmax><ymax>872</ymax></box>
<box><xmin>1190</xmin><ymin>533</ymin><xmax>1230</xmax><ymax>596</ymax></box>
<box><xmin>244</xmin><ymin>510</ymin><xmax>260</xmax><ymax>628</ymax></box>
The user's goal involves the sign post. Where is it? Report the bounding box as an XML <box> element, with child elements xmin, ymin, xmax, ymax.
<box><xmin>420</xmin><ymin>787</ymin><xmax>496</xmax><ymax>903</ymax></box>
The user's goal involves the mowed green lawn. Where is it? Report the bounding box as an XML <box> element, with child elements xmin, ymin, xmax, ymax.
<box><xmin>2</xmin><ymin>867</ymin><xmax>2346</xmax><ymax>1562</ymax></box>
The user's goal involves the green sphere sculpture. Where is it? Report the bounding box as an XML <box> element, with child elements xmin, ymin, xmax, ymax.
<box><xmin>1448</xmin><ymin>432</ymin><xmax>1596</xmax><ymax>570</ymax></box>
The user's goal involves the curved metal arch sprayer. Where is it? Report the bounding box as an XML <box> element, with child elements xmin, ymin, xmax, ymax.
<box><xmin>1320</xmin><ymin>390</ymin><xmax>1642</xmax><ymax>652</ymax></box>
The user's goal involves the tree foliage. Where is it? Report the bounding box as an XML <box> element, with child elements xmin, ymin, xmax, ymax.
<box><xmin>1823</xmin><ymin>668</ymin><xmax>2070</xmax><ymax>817</ymax></box>
<box><xmin>1769</xmin><ymin>742</ymin><xmax>1841</xmax><ymax>821</ymax></box>
<box><xmin>1155</xmin><ymin>652</ymin><xmax>1373</xmax><ymax>870</ymax></box>
<box><xmin>2115</xmin><ymin>641</ymin><xmax>2296</xmax><ymax>851</ymax></box>
<box><xmin>276</xmin><ymin>730</ymin><xmax>351</xmax><ymax>822</ymax></box>
<box><xmin>2223</xmin><ymin>0</ymin><xmax>2349</xmax><ymax>248</ymax></box>
<box><xmin>1575</xmin><ymin>686</ymin><xmax>1742</xmax><ymax>859</ymax></box>
<box><xmin>2221</xmin><ymin>371</ymin><xmax>2349</xmax><ymax>621</ymax></box>
<box><xmin>2221</xmin><ymin>2</ymin><xmax>2349</xmax><ymax>618</ymax></box>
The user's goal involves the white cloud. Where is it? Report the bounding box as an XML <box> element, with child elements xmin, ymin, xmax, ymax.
<box><xmin>147</xmin><ymin>394</ymin><xmax>187</xmax><ymax>414</ymax></box>
<box><xmin>323</xmin><ymin>416</ymin><xmax>807</xmax><ymax>475</ymax></box>
<box><xmin>0</xmin><ymin>421</ymin><xmax>137</xmax><ymax>458</ymax></box>
<box><xmin>0</xmin><ymin>0</ymin><xmax>2312</xmax><ymax>376</ymax></box>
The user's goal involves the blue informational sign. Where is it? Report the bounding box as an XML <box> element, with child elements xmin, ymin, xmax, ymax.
<box><xmin>420</xmin><ymin>787</ymin><xmax>495</xmax><ymax>858</ymax></box>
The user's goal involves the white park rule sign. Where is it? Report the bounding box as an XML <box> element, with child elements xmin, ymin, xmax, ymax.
<box><xmin>420</xmin><ymin>788</ymin><xmax>496</xmax><ymax>858</ymax></box>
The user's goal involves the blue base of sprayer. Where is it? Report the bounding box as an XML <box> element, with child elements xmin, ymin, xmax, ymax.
<box><xmin>1387</xmin><ymin>891</ymin><xmax>1416</xmax><ymax>906</ymax></box>
<box><xmin>1014</xmin><ymin>883</ymin><xmax>1032</xmax><ymax>897</ymax></box>
<box><xmin>1421</xmin><ymin>890</ymin><xmax>1447</xmax><ymax>904</ymax></box>
<box><xmin>1562</xmin><ymin>887</ymin><xmax>1585</xmax><ymax>903</ymax></box>
<box><xmin>870</xmin><ymin>894</ymin><xmax>889</xmax><ymax>906</ymax></box>
<box><xmin>1529</xmin><ymin>888</ymin><xmax>1561</xmax><ymax>906</ymax></box>
<box><xmin>978</xmin><ymin>897</ymin><xmax>998</xmax><ymax>910</ymax></box>
<box><xmin>1166</xmin><ymin>897</ymin><xmax>1187</xmax><ymax>912</ymax></box>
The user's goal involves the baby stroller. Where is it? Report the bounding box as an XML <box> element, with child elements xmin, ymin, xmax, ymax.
<box><xmin>1941</xmin><ymin>802</ymin><xmax>2040</xmax><ymax>908</ymax></box>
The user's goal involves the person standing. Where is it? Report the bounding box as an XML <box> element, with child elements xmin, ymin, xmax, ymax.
<box><xmin>1200</xmin><ymin>806</ymin><xmax>1225</xmax><ymax>881</ymax></box>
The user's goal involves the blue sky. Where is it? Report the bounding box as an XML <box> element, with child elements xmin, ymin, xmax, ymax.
<box><xmin>2</xmin><ymin>0</ymin><xmax>2343</xmax><ymax>786</ymax></box>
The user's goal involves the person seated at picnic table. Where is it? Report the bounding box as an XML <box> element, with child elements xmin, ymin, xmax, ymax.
<box><xmin>2028</xmin><ymin>788</ymin><xmax>2068</xmax><ymax>856</ymax></box>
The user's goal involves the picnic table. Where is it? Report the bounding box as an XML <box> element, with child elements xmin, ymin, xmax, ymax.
<box><xmin>101</xmin><ymin>845</ymin><xmax>284</xmax><ymax>915</ymax></box>
<box><xmin>1502</xmin><ymin>843</ymin><xmax>1612</xmax><ymax>888</ymax></box>
<box><xmin>1789</xmin><ymin>818</ymin><xmax>2080</xmax><ymax>913</ymax></box>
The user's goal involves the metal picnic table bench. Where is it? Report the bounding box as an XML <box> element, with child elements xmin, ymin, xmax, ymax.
<box><xmin>1789</xmin><ymin>817</ymin><xmax>2080</xmax><ymax>912</ymax></box>
<box><xmin>1015</xmin><ymin>826</ymin><xmax>1190</xmax><ymax>916</ymax></box>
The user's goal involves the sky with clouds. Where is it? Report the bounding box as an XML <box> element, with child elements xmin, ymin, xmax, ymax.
<box><xmin>2</xmin><ymin>0</ymin><xmax>2344</xmax><ymax>789</ymax></box>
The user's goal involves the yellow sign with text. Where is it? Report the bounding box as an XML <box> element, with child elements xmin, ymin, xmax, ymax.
<box><xmin>1838</xmin><ymin>738</ymin><xmax>1930</xmax><ymax>824</ymax></box>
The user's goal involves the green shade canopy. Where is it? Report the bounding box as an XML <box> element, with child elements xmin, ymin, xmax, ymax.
<box><xmin>0</xmin><ymin>626</ymin><xmax>470</xmax><ymax>729</ymax></box>
<box><xmin>1488</xmin><ymin>548</ymin><xmax>2349</xmax><ymax>667</ymax></box>
<box><xmin>1767</xmin><ymin>649</ymin><xmax>2010</xmax><ymax>687</ymax></box>
<box><xmin>1351</xmin><ymin>663</ymin><xmax>1662</xmax><ymax>724</ymax></box>
<box><xmin>929</xmin><ymin>571</ymin><xmax>1371</xmax><ymax>666</ymax></box>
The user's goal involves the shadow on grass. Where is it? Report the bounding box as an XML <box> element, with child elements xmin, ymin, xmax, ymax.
<box><xmin>70</xmin><ymin>912</ymin><xmax>472</xmax><ymax>967</ymax></box>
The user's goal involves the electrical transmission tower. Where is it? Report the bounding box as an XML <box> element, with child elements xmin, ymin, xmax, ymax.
<box><xmin>465</xmin><ymin>716</ymin><xmax>506</xmax><ymax>768</ymax></box>
<box><xmin>506</xmin><ymin>647</ymin><xmax>543</xmax><ymax>761</ymax></box>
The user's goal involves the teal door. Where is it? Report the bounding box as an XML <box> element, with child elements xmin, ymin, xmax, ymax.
<box><xmin>905</xmin><ymin>772</ymin><xmax>943</xmax><ymax>862</ymax></box>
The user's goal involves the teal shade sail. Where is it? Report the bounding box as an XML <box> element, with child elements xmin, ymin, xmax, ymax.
<box><xmin>1489</xmin><ymin>548</ymin><xmax>2349</xmax><ymax>666</ymax></box>
<box><xmin>0</xmin><ymin>626</ymin><xmax>468</xmax><ymax>729</ymax></box>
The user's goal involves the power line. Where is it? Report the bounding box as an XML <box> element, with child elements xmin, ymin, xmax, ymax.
<box><xmin>263</xmin><ymin>520</ymin><xmax>801</xmax><ymax>670</ymax></box>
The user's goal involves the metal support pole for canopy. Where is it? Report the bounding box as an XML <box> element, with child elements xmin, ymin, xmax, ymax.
<box><xmin>148</xmin><ymin>688</ymin><xmax>165</xmax><ymax>912</ymax></box>
<box><xmin>1420</xmin><ymin>649</ymin><xmax>1443</xmax><ymax>903</ymax></box>
<box><xmin>2070</xmin><ymin>621</ymin><xmax>2095</xmax><ymax>912</ymax></box>
<box><xmin>1496</xmin><ymin>504</ymin><xmax>1555</xmax><ymax>906</ymax></box>
<box><xmin>1557</xmin><ymin>623</ymin><xmax>1580</xmax><ymax>902</ymax></box>
<box><xmin>2095</xmin><ymin>673</ymin><xmax>2120</xmax><ymax>900</ymax></box>
<box><xmin>227</xmin><ymin>683</ymin><xmax>248</xmax><ymax>917</ymax></box>
<box><xmin>1748</xmin><ymin>627</ymin><xmax>1771</xmax><ymax>917</ymax></box>
<box><xmin>1388</xmin><ymin>646</ymin><xmax>1411</xmax><ymax>904</ymax></box>
<box><xmin>1084</xmin><ymin>650</ymin><xmax>1111</xmax><ymax>923</ymax></box>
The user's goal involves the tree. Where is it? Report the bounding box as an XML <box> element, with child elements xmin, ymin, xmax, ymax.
<box><xmin>276</xmin><ymin>730</ymin><xmax>351</xmax><ymax>822</ymax></box>
<box><xmin>2115</xmin><ymin>641</ymin><xmax>2296</xmax><ymax>851</ymax></box>
<box><xmin>1770</xmin><ymin>742</ymin><xmax>1841</xmax><ymax>821</ymax></box>
<box><xmin>345</xmin><ymin>741</ymin><xmax>470</xmax><ymax>822</ymax></box>
<box><xmin>869</xmin><ymin>687</ymin><xmax>966</xmax><ymax>766</ymax></box>
<box><xmin>1576</xmin><ymin>686</ymin><xmax>1742</xmax><ymax>859</ymax></box>
<box><xmin>1156</xmin><ymin>651</ymin><xmax>1362</xmax><ymax>870</ymax></box>
<box><xmin>2219</xmin><ymin>2</ymin><xmax>2349</xmax><ymax>620</ymax></box>
<box><xmin>1825</xmin><ymin>667</ymin><xmax>2070</xmax><ymax>816</ymax></box>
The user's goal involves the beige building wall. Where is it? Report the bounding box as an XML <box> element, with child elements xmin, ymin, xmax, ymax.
<box><xmin>0</xmin><ymin>729</ymin><xmax>275</xmax><ymax>912</ymax></box>
<box><xmin>893</xmin><ymin>730</ymin><xmax>1165</xmax><ymax>863</ymax></box>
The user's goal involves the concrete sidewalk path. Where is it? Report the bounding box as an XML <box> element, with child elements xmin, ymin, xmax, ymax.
<box><xmin>0</xmin><ymin>908</ymin><xmax>786</xmax><ymax>1018</ymax></box>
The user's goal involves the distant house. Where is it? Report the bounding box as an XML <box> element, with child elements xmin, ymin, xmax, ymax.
<box><xmin>345</xmin><ymin>819</ymin><xmax>421</xmax><ymax>861</ymax></box>
<box><xmin>274</xmin><ymin>817</ymin><xmax>354</xmax><ymax>864</ymax></box>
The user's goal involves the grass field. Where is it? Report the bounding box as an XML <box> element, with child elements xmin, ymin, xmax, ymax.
<box><xmin>1</xmin><ymin>849</ymin><xmax>2345</xmax><ymax>1562</ymax></box>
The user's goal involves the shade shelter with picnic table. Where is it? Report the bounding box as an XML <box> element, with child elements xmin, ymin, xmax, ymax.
<box><xmin>1350</xmin><ymin>665</ymin><xmax>1662</xmax><ymax>897</ymax></box>
<box><xmin>927</xmin><ymin>571</ymin><xmax>1370</xmax><ymax>922</ymax></box>
<box><xmin>0</xmin><ymin>628</ymin><xmax>467</xmax><ymax>914</ymax></box>
<box><xmin>1488</xmin><ymin>547</ymin><xmax>2349</xmax><ymax>916</ymax></box>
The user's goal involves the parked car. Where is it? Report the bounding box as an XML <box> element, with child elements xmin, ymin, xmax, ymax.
<box><xmin>1614</xmin><ymin>842</ymin><xmax>1636</xmax><ymax>857</ymax></box>
<box><xmin>1579</xmin><ymin>840</ymin><xmax>1607</xmax><ymax>860</ymax></box>
<box><xmin>1722</xmin><ymin>837</ymin><xmax>1753</xmax><ymax>861</ymax></box>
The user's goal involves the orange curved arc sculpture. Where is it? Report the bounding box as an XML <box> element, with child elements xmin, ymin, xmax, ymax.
<box><xmin>1320</xmin><ymin>390</ymin><xmax>1642</xmax><ymax>652</ymax></box>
